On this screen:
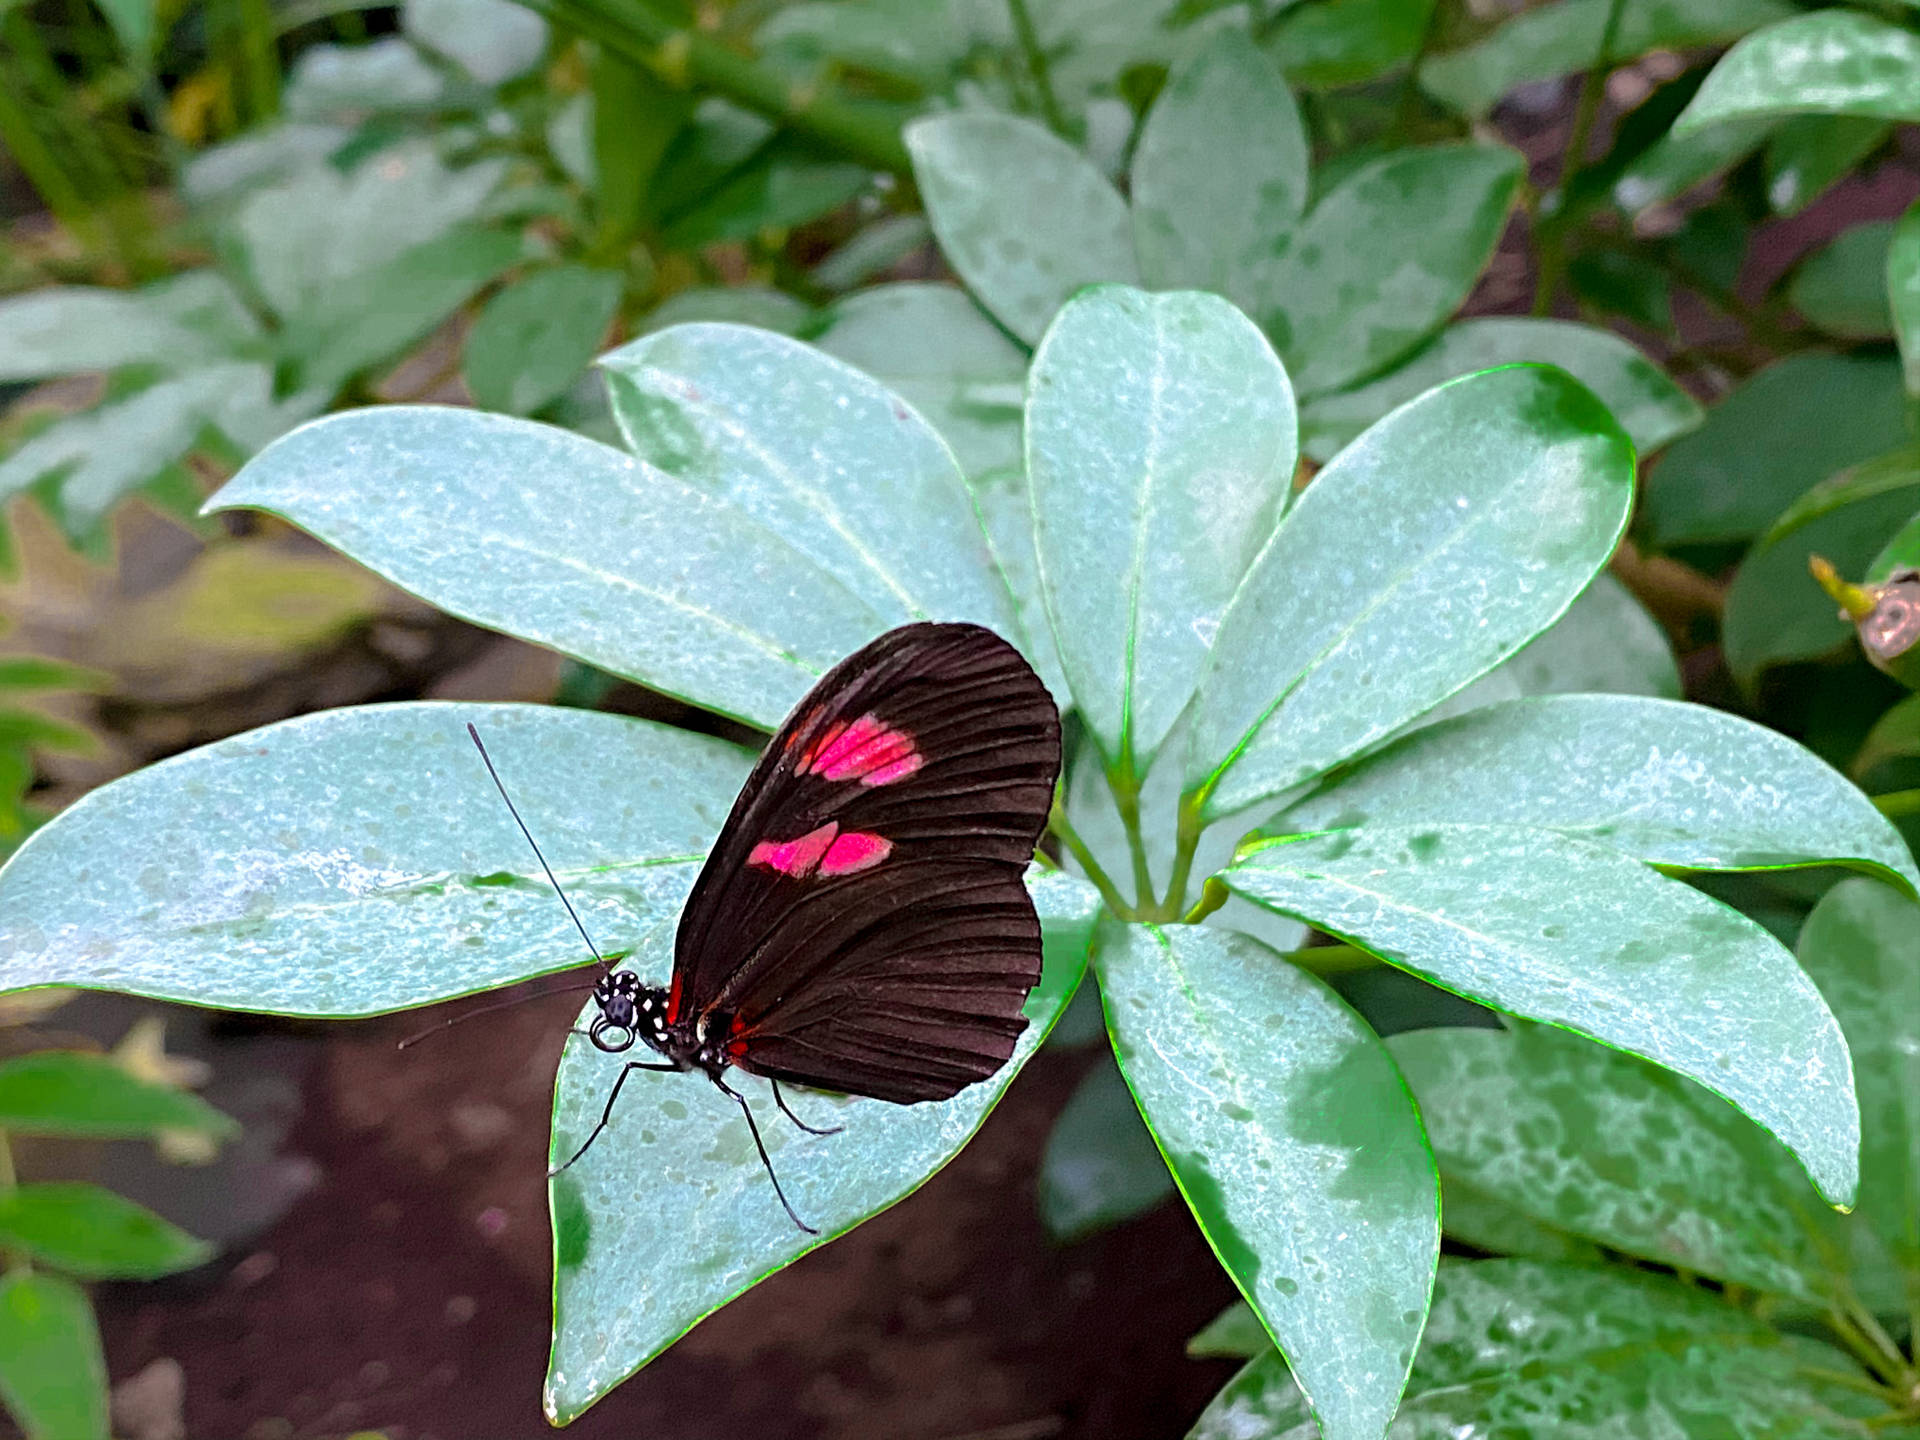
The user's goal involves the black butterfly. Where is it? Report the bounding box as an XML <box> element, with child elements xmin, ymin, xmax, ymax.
<box><xmin>464</xmin><ymin>622</ymin><xmax>1061</xmax><ymax>1232</ymax></box>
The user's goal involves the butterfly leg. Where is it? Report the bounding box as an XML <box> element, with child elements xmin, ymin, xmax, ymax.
<box><xmin>549</xmin><ymin>1060</ymin><xmax>678</xmax><ymax>1177</ymax></box>
<box><xmin>713</xmin><ymin>1075</ymin><xmax>819</xmax><ymax>1236</ymax></box>
<box><xmin>770</xmin><ymin>1078</ymin><xmax>845</xmax><ymax>1137</ymax></box>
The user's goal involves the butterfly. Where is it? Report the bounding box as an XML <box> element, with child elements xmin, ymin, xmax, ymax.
<box><xmin>463</xmin><ymin>622</ymin><xmax>1062</xmax><ymax>1232</ymax></box>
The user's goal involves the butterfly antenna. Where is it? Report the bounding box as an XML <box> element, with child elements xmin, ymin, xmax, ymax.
<box><xmin>466</xmin><ymin>723</ymin><xmax>606</xmax><ymax>966</ymax></box>
<box><xmin>395</xmin><ymin>978</ymin><xmax>601</xmax><ymax>1050</ymax></box>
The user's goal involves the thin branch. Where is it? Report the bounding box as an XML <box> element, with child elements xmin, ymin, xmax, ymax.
<box><xmin>1007</xmin><ymin>0</ymin><xmax>1070</xmax><ymax>138</ymax></box>
<box><xmin>1533</xmin><ymin>0</ymin><xmax>1630</xmax><ymax>315</ymax></box>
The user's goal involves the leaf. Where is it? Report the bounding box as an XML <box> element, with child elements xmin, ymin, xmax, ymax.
<box><xmin>1262</xmin><ymin>0</ymin><xmax>1435</xmax><ymax>91</ymax></box>
<box><xmin>1724</xmin><ymin>449</ymin><xmax>1920</xmax><ymax>685</ymax></box>
<box><xmin>599</xmin><ymin>322</ymin><xmax>1015</xmax><ymax>637</ymax></box>
<box><xmin>1186</xmin><ymin>1300</ymin><xmax>1273</xmax><ymax>1360</ymax></box>
<box><xmin>227</xmin><ymin>141</ymin><xmax>506</xmax><ymax>321</ymax></box>
<box><xmin>1892</xmin><ymin>200</ymin><xmax>1920</xmax><ymax>397</ymax></box>
<box><xmin>1227</xmin><ymin>824</ymin><xmax>1859</xmax><ymax>1205</ymax></box>
<box><xmin>661</xmin><ymin>140</ymin><xmax>872</xmax><ymax>249</ymax></box>
<box><xmin>1038</xmin><ymin>1051</ymin><xmax>1176</xmax><ymax>1242</ymax></box>
<box><xmin>1610</xmin><ymin>117</ymin><xmax>1778</xmax><ymax>215</ymax></box>
<box><xmin>1265</xmin><ymin>145</ymin><xmax>1523</xmax><ymax>396</ymax></box>
<box><xmin>590</xmin><ymin>49</ymin><xmax>691</xmax><ymax>242</ymax></box>
<box><xmin>181</xmin><ymin>122</ymin><xmax>350</xmax><ymax>208</ymax></box>
<box><xmin>0</xmin><ymin>1051</ymin><xmax>235</xmax><ymax>1140</ymax></box>
<box><xmin>1131</xmin><ymin>30</ymin><xmax>1309</xmax><ymax>319</ymax></box>
<box><xmin>1300</xmin><ymin>318</ymin><xmax>1702</xmax><ymax>462</ymax></box>
<box><xmin>0</xmin><ymin>271</ymin><xmax>258</xmax><ymax>383</ymax></box>
<box><xmin>810</xmin><ymin>282</ymin><xmax>1026</xmax><ymax>477</ymax></box>
<box><xmin>1027</xmin><ymin>286</ymin><xmax>1295</xmax><ymax>774</ymax></box>
<box><xmin>638</xmin><ymin>287</ymin><xmax>811</xmax><ymax>337</ymax></box>
<box><xmin>0</xmin><ymin>1272</ymin><xmax>107</xmax><ymax>1440</ymax></box>
<box><xmin>1392</xmin><ymin>1025</ymin><xmax>1848</xmax><ymax>1301</ymax></box>
<box><xmin>1872</xmin><ymin>509</ymin><xmax>1920</xmax><ymax>582</ymax></box>
<box><xmin>280</xmin><ymin>38</ymin><xmax>445</xmax><ymax>123</ymax></box>
<box><xmin>1189</xmin><ymin>1258</ymin><xmax>1881</xmax><ymax>1440</ymax></box>
<box><xmin>1798</xmin><ymin>879</ymin><xmax>1920</xmax><ymax>1287</ymax></box>
<box><xmin>0</xmin><ymin>703</ymin><xmax>750</xmax><ymax>1014</ymax></box>
<box><xmin>1790</xmin><ymin>219</ymin><xmax>1896</xmax><ymax>340</ymax></box>
<box><xmin>277</xmin><ymin>225</ymin><xmax>530</xmax><ymax>395</ymax></box>
<box><xmin>207</xmin><ymin>407</ymin><xmax>884</xmax><ymax>728</ymax></box>
<box><xmin>0</xmin><ymin>1183</ymin><xmax>212</xmax><ymax>1279</ymax></box>
<box><xmin>545</xmin><ymin>869</ymin><xmax>1102</xmax><ymax>1423</ymax></box>
<box><xmin>1677</xmin><ymin>10</ymin><xmax>1920</xmax><ymax>132</ymax></box>
<box><xmin>1432</xmin><ymin>1175</ymin><xmax>1603</xmax><ymax>1263</ymax></box>
<box><xmin>1640</xmin><ymin>352</ymin><xmax>1911</xmax><ymax>548</ymax></box>
<box><xmin>905</xmin><ymin>112</ymin><xmax>1138</xmax><ymax>347</ymax></box>
<box><xmin>1457</xmin><ymin>572</ymin><xmax>1681</xmax><ymax>703</ymax></box>
<box><xmin>1272</xmin><ymin>693</ymin><xmax>1919</xmax><ymax>890</ymax></box>
<box><xmin>0</xmin><ymin>658</ymin><xmax>110</xmax><ymax>694</ymax></box>
<box><xmin>402</xmin><ymin>0</ymin><xmax>549</xmax><ymax>85</ymax></box>
<box><xmin>1766</xmin><ymin>115</ymin><xmax>1892</xmax><ymax>216</ymax></box>
<box><xmin>1184</xmin><ymin>365</ymin><xmax>1634</xmax><ymax>819</ymax></box>
<box><xmin>812</xmin><ymin>214</ymin><xmax>934</xmax><ymax>291</ymax></box>
<box><xmin>1094</xmin><ymin>921</ymin><xmax>1437</xmax><ymax>1440</ymax></box>
<box><xmin>1422</xmin><ymin>0</ymin><xmax>1797</xmax><ymax>118</ymax></box>
<box><xmin>967</xmin><ymin>465</ymin><xmax>1070</xmax><ymax>704</ymax></box>
<box><xmin>463</xmin><ymin>265</ymin><xmax>623</xmax><ymax>416</ymax></box>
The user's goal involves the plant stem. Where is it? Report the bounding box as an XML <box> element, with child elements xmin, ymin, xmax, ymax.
<box><xmin>1874</xmin><ymin>788</ymin><xmax>1920</xmax><ymax>819</ymax></box>
<box><xmin>1797</xmin><ymin>1365</ymin><xmax>1897</xmax><ymax>1401</ymax></box>
<box><xmin>1532</xmin><ymin>0</ymin><xmax>1629</xmax><ymax>315</ymax></box>
<box><xmin>0</xmin><ymin>1128</ymin><xmax>24</xmax><ymax>1275</ymax></box>
<box><xmin>1393</xmin><ymin>0</ymin><xmax>1451</xmax><ymax>142</ymax></box>
<box><xmin>1107</xmin><ymin>764</ymin><xmax>1155</xmax><ymax>913</ymax></box>
<box><xmin>1006</xmin><ymin>0</ymin><xmax>1069</xmax><ymax>138</ymax></box>
<box><xmin>1157</xmin><ymin>794</ymin><xmax>1206</xmax><ymax>923</ymax></box>
<box><xmin>1278</xmin><ymin>944</ymin><xmax>1380</xmax><ymax>976</ymax></box>
<box><xmin>1048</xmin><ymin>801</ymin><xmax>1131</xmax><ymax>919</ymax></box>
<box><xmin>513</xmin><ymin>0</ymin><xmax>913</xmax><ymax>175</ymax></box>
<box><xmin>1852</xmin><ymin>1296</ymin><xmax>1914</xmax><ymax>1386</ymax></box>
<box><xmin>1832</xmin><ymin>1300</ymin><xmax>1914</xmax><ymax>1388</ymax></box>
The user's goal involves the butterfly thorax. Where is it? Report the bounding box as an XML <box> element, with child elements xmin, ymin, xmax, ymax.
<box><xmin>587</xmin><ymin>970</ymin><xmax>733</xmax><ymax>1074</ymax></box>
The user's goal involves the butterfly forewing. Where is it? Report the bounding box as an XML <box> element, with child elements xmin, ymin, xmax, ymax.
<box><xmin>671</xmin><ymin>623</ymin><xmax>1061</xmax><ymax>1101</ymax></box>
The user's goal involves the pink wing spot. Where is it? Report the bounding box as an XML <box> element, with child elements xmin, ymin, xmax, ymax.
<box><xmin>801</xmin><ymin>712</ymin><xmax>923</xmax><ymax>785</ymax></box>
<box><xmin>748</xmin><ymin>821</ymin><xmax>839</xmax><ymax>878</ymax></box>
<box><xmin>820</xmin><ymin>831</ymin><xmax>892</xmax><ymax>876</ymax></box>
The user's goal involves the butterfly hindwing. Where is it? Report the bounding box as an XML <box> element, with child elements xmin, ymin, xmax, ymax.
<box><xmin>670</xmin><ymin>623</ymin><xmax>1061</xmax><ymax>1101</ymax></box>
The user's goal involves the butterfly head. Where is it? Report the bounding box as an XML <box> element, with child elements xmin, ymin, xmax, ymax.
<box><xmin>588</xmin><ymin>970</ymin><xmax>671</xmax><ymax>1054</ymax></box>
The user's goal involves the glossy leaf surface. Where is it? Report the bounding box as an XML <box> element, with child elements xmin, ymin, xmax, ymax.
<box><xmin>208</xmin><ymin>407</ymin><xmax>883</xmax><ymax>728</ymax></box>
<box><xmin>1273</xmin><ymin>694</ymin><xmax>1918</xmax><ymax>889</ymax></box>
<box><xmin>906</xmin><ymin>113</ymin><xmax>1137</xmax><ymax>346</ymax></box>
<box><xmin>0</xmin><ymin>704</ymin><xmax>748</xmax><ymax>1013</ymax></box>
<box><xmin>1227</xmin><ymin>824</ymin><xmax>1859</xmax><ymax>1204</ymax></box>
<box><xmin>1678</xmin><ymin>10</ymin><xmax>1920</xmax><ymax>130</ymax></box>
<box><xmin>601</xmin><ymin>323</ymin><xmax>1014</xmax><ymax>635</ymax></box>
<box><xmin>1095</xmin><ymin>921</ymin><xmax>1437</xmax><ymax>1440</ymax></box>
<box><xmin>1185</xmin><ymin>365</ymin><xmax>1633</xmax><ymax>817</ymax></box>
<box><xmin>544</xmin><ymin>870</ymin><xmax>1102</xmax><ymax>1423</ymax></box>
<box><xmin>1027</xmin><ymin>286</ymin><xmax>1295</xmax><ymax>772</ymax></box>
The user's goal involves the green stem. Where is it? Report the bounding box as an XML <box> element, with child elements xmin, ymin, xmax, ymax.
<box><xmin>1797</xmin><ymin>1365</ymin><xmax>1897</xmax><ymax>1401</ymax></box>
<box><xmin>1393</xmin><ymin>0</ymin><xmax>1451</xmax><ymax>141</ymax></box>
<box><xmin>1852</xmin><ymin>1296</ymin><xmax>1914</xmax><ymax>1386</ymax></box>
<box><xmin>1181</xmin><ymin>876</ymin><xmax>1229</xmax><ymax>925</ymax></box>
<box><xmin>1278</xmin><ymin>944</ymin><xmax>1380</xmax><ymax>976</ymax></box>
<box><xmin>0</xmin><ymin>1128</ymin><xmax>23</xmax><ymax>1275</ymax></box>
<box><xmin>514</xmin><ymin>0</ymin><xmax>913</xmax><ymax>175</ymax></box>
<box><xmin>1107</xmin><ymin>765</ymin><xmax>1155</xmax><ymax>914</ymax></box>
<box><xmin>1006</xmin><ymin>0</ymin><xmax>1069</xmax><ymax>138</ymax></box>
<box><xmin>1532</xmin><ymin>0</ymin><xmax>1629</xmax><ymax>315</ymax></box>
<box><xmin>1157</xmin><ymin>794</ymin><xmax>1206</xmax><ymax>924</ymax></box>
<box><xmin>1048</xmin><ymin>802</ymin><xmax>1131</xmax><ymax>919</ymax></box>
<box><xmin>1833</xmin><ymin>1301</ymin><xmax>1912</xmax><ymax>1388</ymax></box>
<box><xmin>1874</xmin><ymin>788</ymin><xmax>1920</xmax><ymax>819</ymax></box>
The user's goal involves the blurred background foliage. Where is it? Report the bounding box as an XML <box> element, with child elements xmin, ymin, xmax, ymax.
<box><xmin>2</xmin><ymin>0</ymin><xmax>1920</xmax><ymax>1435</ymax></box>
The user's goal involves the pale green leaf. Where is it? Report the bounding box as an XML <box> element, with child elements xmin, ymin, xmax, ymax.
<box><xmin>1027</xmin><ymin>286</ymin><xmax>1295</xmax><ymax>772</ymax></box>
<box><xmin>280</xmin><ymin>38</ymin><xmax>445</xmax><ymax>123</ymax></box>
<box><xmin>1227</xmin><ymin>824</ymin><xmax>1859</xmax><ymax>1205</ymax></box>
<box><xmin>0</xmin><ymin>271</ymin><xmax>257</xmax><ymax>383</ymax></box>
<box><xmin>1677</xmin><ymin>10</ymin><xmax>1920</xmax><ymax>131</ymax></box>
<box><xmin>1095</xmin><ymin>920</ymin><xmax>1437</xmax><ymax>1440</ymax></box>
<box><xmin>207</xmin><ymin>407</ymin><xmax>884</xmax><ymax>727</ymax></box>
<box><xmin>403</xmin><ymin>0</ymin><xmax>548</xmax><ymax>84</ymax></box>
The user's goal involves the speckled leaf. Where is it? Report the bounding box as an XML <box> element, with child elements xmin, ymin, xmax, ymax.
<box><xmin>207</xmin><ymin>406</ymin><xmax>883</xmax><ymax>728</ymax></box>
<box><xmin>1435</xmin><ymin>573</ymin><xmax>1680</xmax><ymax>710</ymax></box>
<box><xmin>1433</xmin><ymin>1176</ymin><xmax>1603</xmax><ymax>1263</ymax></box>
<box><xmin>0</xmin><ymin>1273</ymin><xmax>107</xmax><ymax>1440</ymax></box>
<box><xmin>1038</xmin><ymin>1051</ymin><xmax>1176</xmax><ymax>1242</ymax></box>
<box><xmin>599</xmin><ymin>323</ymin><xmax>1014</xmax><ymax>637</ymax></box>
<box><xmin>1891</xmin><ymin>201</ymin><xmax>1920</xmax><ymax>396</ymax></box>
<box><xmin>1677</xmin><ymin>10</ymin><xmax>1920</xmax><ymax>132</ymax></box>
<box><xmin>1131</xmin><ymin>30</ymin><xmax>1308</xmax><ymax>317</ymax></box>
<box><xmin>544</xmin><ymin>869</ymin><xmax>1102</xmax><ymax>1424</ymax></box>
<box><xmin>1392</xmin><ymin>1025</ymin><xmax>1848</xmax><ymax>1301</ymax></box>
<box><xmin>1262</xmin><ymin>0</ymin><xmax>1435</xmax><ymax>91</ymax></box>
<box><xmin>968</xmin><ymin>465</ymin><xmax>1070</xmax><ymax>704</ymax></box>
<box><xmin>1189</xmin><ymin>1259</ymin><xmax>1881</xmax><ymax>1440</ymax></box>
<box><xmin>1640</xmin><ymin>352</ymin><xmax>1910</xmax><ymax>548</ymax></box>
<box><xmin>0</xmin><ymin>1051</ymin><xmax>236</xmax><ymax>1140</ymax></box>
<box><xmin>1767</xmin><ymin>116</ymin><xmax>1891</xmax><ymax>216</ymax></box>
<box><xmin>1272</xmin><ymin>694</ymin><xmax>1919</xmax><ymax>890</ymax></box>
<box><xmin>1790</xmin><ymin>219</ymin><xmax>1896</xmax><ymax>340</ymax></box>
<box><xmin>1299</xmin><ymin>318</ymin><xmax>1703</xmax><ymax>462</ymax></box>
<box><xmin>0</xmin><ymin>704</ymin><xmax>749</xmax><ymax>1014</ymax></box>
<box><xmin>1185</xmin><ymin>366</ymin><xmax>1634</xmax><ymax>819</ymax></box>
<box><xmin>906</xmin><ymin>113</ymin><xmax>1137</xmax><ymax>347</ymax></box>
<box><xmin>1798</xmin><ymin>879</ymin><xmax>1920</xmax><ymax>1286</ymax></box>
<box><xmin>0</xmin><ymin>1183</ymin><xmax>212</xmax><ymax>1280</ymax></box>
<box><xmin>1422</xmin><ymin>0</ymin><xmax>1795</xmax><ymax>117</ymax></box>
<box><xmin>1028</xmin><ymin>286</ymin><xmax>1296</xmax><ymax>773</ymax></box>
<box><xmin>1094</xmin><ymin>920</ymin><xmax>1438</xmax><ymax>1440</ymax></box>
<box><xmin>1724</xmin><ymin>449</ymin><xmax>1920</xmax><ymax>686</ymax></box>
<box><xmin>1226</xmin><ymin>825</ymin><xmax>1859</xmax><ymax>1205</ymax></box>
<box><xmin>810</xmin><ymin>283</ymin><xmax>1027</xmax><ymax>476</ymax></box>
<box><xmin>1265</xmin><ymin>145</ymin><xmax>1522</xmax><ymax>396</ymax></box>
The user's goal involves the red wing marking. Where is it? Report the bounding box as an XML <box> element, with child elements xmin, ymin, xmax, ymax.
<box><xmin>666</xmin><ymin>972</ymin><xmax>684</xmax><ymax>1025</ymax></box>
<box><xmin>747</xmin><ymin>822</ymin><xmax>893</xmax><ymax>879</ymax></box>
<box><xmin>820</xmin><ymin>830</ymin><xmax>892</xmax><ymax>875</ymax></box>
<box><xmin>796</xmin><ymin>713</ymin><xmax>924</xmax><ymax>787</ymax></box>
